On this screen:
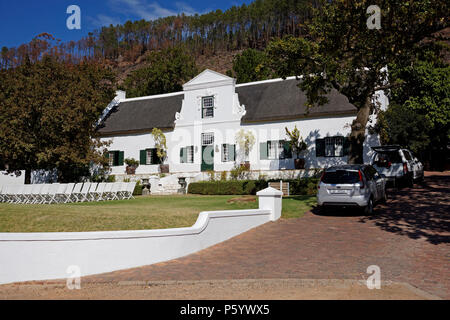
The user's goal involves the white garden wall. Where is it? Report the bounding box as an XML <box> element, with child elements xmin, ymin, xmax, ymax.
<box><xmin>0</xmin><ymin>187</ymin><xmax>282</xmax><ymax>285</ymax></box>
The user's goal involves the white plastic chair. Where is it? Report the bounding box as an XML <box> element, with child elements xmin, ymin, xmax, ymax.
<box><xmin>92</xmin><ymin>182</ymin><xmax>106</xmax><ymax>201</ymax></box>
<box><xmin>78</xmin><ymin>182</ymin><xmax>91</xmax><ymax>202</ymax></box>
<box><xmin>38</xmin><ymin>184</ymin><xmax>51</xmax><ymax>204</ymax></box>
<box><xmin>0</xmin><ymin>185</ymin><xmax>4</xmax><ymax>202</ymax></box>
<box><xmin>87</xmin><ymin>183</ymin><xmax>98</xmax><ymax>201</ymax></box>
<box><xmin>102</xmin><ymin>183</ymin><xmax>113</xmax><ymax>201</ymax></box>
<box><xmin>29</xmin><ymin>184</ymin><xmax>43</xmax><ymax>204</ymax></box>
<box><xmin>12</xmin><ymin>185</ymin><xmax>25</xmax><ymax>204</ymax></box>
<box><xmin>45</xmin><ymin>184</ymin><xmax>60</xmax><ymax>204</ymax></box>
<box><xmin>55</xmin><ymin>184</ymin><xmax>68</xmax><ymax>203</ymax></box>
<box><xmin>62</xmin><ymin>183</ymin><xmax>75</xmax><ymax>203</ymax></box>
<box><xmin>110</xmin><ymin>182</ymin><xmax>122</xmax><ymax>201</ymax></box>
<box><xmin>71</xmin><ymin>183</ymin><xmax>83</xmax><ymax>202</ymax></box>
<box><xmin>125</xmin><ymin>182</ymin><xmax>136</xmax><ymax>200</ymax></box>
<box><xmin>21</xmin><ymin>185</ymin><xmax>33</xmax><ymax>204</ymax></box>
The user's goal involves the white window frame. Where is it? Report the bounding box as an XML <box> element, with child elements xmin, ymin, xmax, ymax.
<box><xmin>222</xmin><ymin>144</ymin><xmax>229</xmax><ymax>162</ymax></box>
<box><xmin>187</xmin><ymin>146</ymin><xmax>194</xmax><ymax>163</ymax></box>
<box><xmin>268</xmin><ymin>141</ymin><xmax>284</xmax><ymax>160</ymax></box>
<box><xmin>202</xmin><ymin>132</ymin><xmax>214</xmax><ymax>146</ymax></box>
<box><xmin>325</xmin><ymin>137</ymin><xmax>344</xmax><ymax>157</ymax></box>
<box><xmin>108</xmin><ymin>152</ymin><xmax>115</xmax><ymax>166</ymax></box>
<box><xmin>146</xmin><ymin>149</ymin><xmax>153</xmax><ymax>165</ymax></box>
<box><xmin>202</xmin><ymin>96</ymin><xmax>214</xmax><ymax>118</ymax></box>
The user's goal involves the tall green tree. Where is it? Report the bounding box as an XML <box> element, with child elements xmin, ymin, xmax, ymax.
<box><xmin>122</xmin><ymin>46</ymin><xmax>198</xmax><ymax>97</ymax></box>
<box><xmin>0</xmin><ymin>55</ymin><xmax>115</xmax><ymax>183</ymax></box>
<box><xmin>228</xmin><ymin>48</ymin><xmax>272</xmax><ymax>83</ymax></box>
<box><xmin>376</xmin><ymin>45</ymin><xmax>450</xmax><ymax>169</ymax></box>
<box><xmin>266</xmin><ymin>0</ymin><xmax>448</xmax><ymax>163</ymax></box>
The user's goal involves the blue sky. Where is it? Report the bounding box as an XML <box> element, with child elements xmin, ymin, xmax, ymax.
<box><xmin>0</xmin><ymin>0</ymin><xmax>252</xmax><ymax>48</ymax></box>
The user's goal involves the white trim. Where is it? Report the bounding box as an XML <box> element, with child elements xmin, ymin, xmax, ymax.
<box><xmin>236</xmin><ymin>75</ymin><xmax>301</xmax><ymax>88</ymax></box>
<box><xmin>120</xmin><ymin>91</ymin><xmax>184</xmax><ymax>103</ymax></box>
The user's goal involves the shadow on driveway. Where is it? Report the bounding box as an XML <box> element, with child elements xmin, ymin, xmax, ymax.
<box><xmin>358</xmin><ymin>174</ymin><xmax>449</xmax><ymax>245</ymax></box>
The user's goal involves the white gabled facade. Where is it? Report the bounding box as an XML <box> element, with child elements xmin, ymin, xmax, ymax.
<box><xmin>99</xmin><ymin>69</ymin><xmax>388</xmax><ymax>183</ymax></box>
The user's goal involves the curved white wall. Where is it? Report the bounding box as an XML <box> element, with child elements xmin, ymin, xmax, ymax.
<box><xmin>0</xmin><ymin>187</ymin><xmax>282</xmax><ymax>285</ymax></box>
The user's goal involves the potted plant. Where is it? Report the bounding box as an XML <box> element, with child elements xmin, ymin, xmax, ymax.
<box><xmin>152</xmin><ymin>128</ymin><xmax>169</xmax><ymax>173</ymax></box>
<box><xmin>285</xmin><ymin>126</ymin><xmax>308</xmax><ymax>169</ymax></box>
<box><xmin>235</xmin><ymin>129</ymin><xmax>255</xmax><ymax>170</ymax></box>
<box><xmin>124</xmin><ymin>158</ymin><xmax>139</xmax><ymax>174</ymax></box>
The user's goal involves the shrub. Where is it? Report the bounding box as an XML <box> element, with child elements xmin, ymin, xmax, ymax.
<box><xmin>188</xmin><ymin>180</ymin><xmax>268</xmax><ymax>195</ymax></box>
<box><xmin>133</xmin><ymin>180</ymin><xmax>143</xmax><ymax>196</ymax></box>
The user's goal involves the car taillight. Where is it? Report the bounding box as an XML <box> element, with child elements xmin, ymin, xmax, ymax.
<box><xmin>318</xmin><ymin>172</ymin><xmax>325</xmax><ymax>189</ymax></box>
<box><xmin>403</xmin><ymin>163</ymin><xmax>408</xmax><ymax>174</ymax></box>
<box><xmin>358</xmin><ymin>170</ymin><xmax>364</xmax><ymax>189</ymax></box>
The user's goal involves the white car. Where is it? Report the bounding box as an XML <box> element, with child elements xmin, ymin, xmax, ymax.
<box><xmin>317</xmin><ymin>164</ymin><xmax>387</xmax><ymax>215</ymax></box>
<box><xmin>371</xmin><ymin>145</ymin><xmax>424</xmax><ymax>188</ymax></box>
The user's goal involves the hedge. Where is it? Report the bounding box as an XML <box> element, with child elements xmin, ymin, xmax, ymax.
<box><xmin>188</xmin><ymin>180</ymin><xmax>268</xmax><ymax>195</ymax></box>
<box><xmin>187</xmin><ymin>178</ymin><xmax>320</xmax><ymax>196</ymax></box>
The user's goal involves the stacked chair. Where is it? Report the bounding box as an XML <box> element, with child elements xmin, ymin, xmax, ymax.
<box><xmin>0</xmin><ymin>182</ymin><xmax>136</xmax><ymax>205</ymax></box>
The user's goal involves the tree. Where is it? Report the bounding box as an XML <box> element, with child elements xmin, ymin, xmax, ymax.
<box><xmin>151</xmin><ymin>128</ymin><xmax>167</xmax><ymax>162</ymax></box>
<box><xmin>375</xmin><ymin>45</ymin><xmax>450</xmax><ymax>170</ymax></box>
<box><xmin>235</xmin><ymin>129</ymin><xmax>256</xmax><ymax>162</ymax></box>
<box><xmin>266</xmin><ymin>0</ymin><xmax>448</xmax><ymax>163</ymax></box>
<box><xmin>228</xmin><ymin>48</ymin><xmax>272</xmax><ymax>83</ymax></box>
<box><xmin>122</xmin><ymin>46</ymin><xmax>198</xmax><ymax>97</ymax></box>
<box><xmin>0</xmin><ymin>55</ymin><xmax>115</xmax><ymax>183</ymax></box>
<box><xmin>285</xmin><ymin>126</ymin><xmax>307</xmax><ymax>158</ymax></box>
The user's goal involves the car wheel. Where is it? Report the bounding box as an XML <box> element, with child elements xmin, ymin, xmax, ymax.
<box><xmin>363</xmin><ymin>198</ymin><xmax>374</xmax><ymax>215</ymax></box>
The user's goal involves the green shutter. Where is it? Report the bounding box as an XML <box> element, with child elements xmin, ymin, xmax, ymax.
<box><xmin>230</xmin><ymin>144</ymin><xmax>236</xmax><ymax>161</ymax></box>
<box><xmin>180</xmin><ymin>147</ymin><xmax>186</xmax><ymax>163</ymax></box>
<box><xmin>113</xmin><ymin>151</ymin><xmax>119</xmax><ymax>166</ymax></box>
<box><xmin>281</xmin><ymin>140</ymin><xmax>292</xmax><ymax>159</ymax></box>
<box><xmin>140</xmin><ymin>150</ymin><xmax>147</xmax><ymax>165</ymax></box>
<box><xmin>118</xmin><ymin>151</ymin><xmax>124</xmax><ymax>166</ymax></box>
<box><xmin>343</xmin><ymin>137</ymin><xmax>351</xmax><ymax>156</ymax></box>
<box><xmin>316</xmin><ymin>139</ymin><xmax>325</xmax><ymax>157</ymax></box>
<box><xmin>260</xmin><ymin>142</ymin><xmax>268</xmax><ymax>160</ymax></box>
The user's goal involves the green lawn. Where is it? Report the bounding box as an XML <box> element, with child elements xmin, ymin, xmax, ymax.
<box><xmin>0</xmin><ymin>195</ymin><xmax>316</xmax><ymax>233</ymax></box>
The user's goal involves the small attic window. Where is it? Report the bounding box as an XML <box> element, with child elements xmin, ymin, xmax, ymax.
<box><xmin>202</xmin><ymin>96</ymin><xmax>214</xmax><ymax>118</ymax></box>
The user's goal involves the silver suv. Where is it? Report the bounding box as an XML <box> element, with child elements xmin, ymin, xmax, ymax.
<box><xmin>371</xmin><ymin>145</ymin><xmax>424</xmax><ymax>188</ymax></box>
<box><xmin>317</xmin><ymin>165</ymin><xmax>386</xmax><ymax>215</ymax></box>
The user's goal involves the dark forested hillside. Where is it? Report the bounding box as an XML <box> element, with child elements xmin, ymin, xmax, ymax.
<box><xmin>0</xmin><ymin>0</ymin><xmax>319</xmax><ymax>71</ymax></box>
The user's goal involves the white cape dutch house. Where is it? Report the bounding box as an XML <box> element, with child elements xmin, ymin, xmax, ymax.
<box><xmin>96</xmin><ymin>69</ymin><xmax>388</xmax><ymax>192</ymax></box>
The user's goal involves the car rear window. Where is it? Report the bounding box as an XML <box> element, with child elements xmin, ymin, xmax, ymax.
<box><xmin>322</xmin><ymin>170</ymin><xmax>360</xmax><ymax>184</ymax></box>
<box><xmin>374</xmin><ymin>151</ymin><xmax>402</xmax><ymax>164</ymax></box>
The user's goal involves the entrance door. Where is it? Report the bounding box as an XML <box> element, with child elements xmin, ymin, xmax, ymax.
<box><xmin>201</xmin><ymin>133</ymin><xmax>214</xmax><ymax>172</ymax></box>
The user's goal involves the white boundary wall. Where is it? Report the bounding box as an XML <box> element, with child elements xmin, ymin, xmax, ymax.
<box><xmin>0</xmin><ymin>187</ymin><xmax>282</xmax><ymax>285</ymax></box>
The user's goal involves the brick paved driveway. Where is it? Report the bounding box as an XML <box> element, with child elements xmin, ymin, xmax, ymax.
<box><xmin>86</xmin><ymin>172</ymin><xmax>450</xmax><ymax>299</ymax></box>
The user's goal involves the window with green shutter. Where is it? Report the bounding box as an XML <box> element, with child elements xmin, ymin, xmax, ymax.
<box><xmin>316</xmin><ymin>137</ymin><xmax>346</xmax><ymax>157</ymax></box>
<box><xmin>222</xmin><ymin>144</ymin><xmax>236</xmax><ymax>162</ymax></box>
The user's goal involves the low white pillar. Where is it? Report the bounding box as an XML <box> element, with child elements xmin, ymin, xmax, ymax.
<box><xmin>257</xmin><ymin>187</ymin><xmax>283</xmax><ymax>221</ymax></box>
